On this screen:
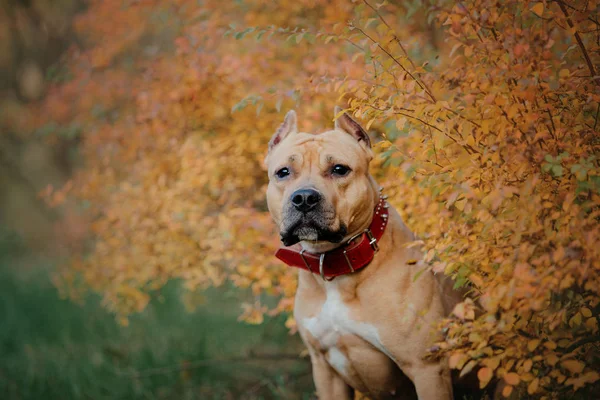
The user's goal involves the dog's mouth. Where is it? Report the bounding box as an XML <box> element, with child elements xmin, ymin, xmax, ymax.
<box><xmin>280</xmin><ymin>216</ymin><xmax>347</xmax><ymax>247</ymax></box>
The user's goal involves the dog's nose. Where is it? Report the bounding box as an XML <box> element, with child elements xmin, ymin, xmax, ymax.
<box><xmin>291</xmin><ymin>189</ymin><xmax>321</xmax><ymax>213</ymax></box>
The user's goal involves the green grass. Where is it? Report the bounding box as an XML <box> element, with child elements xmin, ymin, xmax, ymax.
<box><xmin>0</xmin><ymin>229</ymin><xmax>313</xmax><ymax>399</ymax></box>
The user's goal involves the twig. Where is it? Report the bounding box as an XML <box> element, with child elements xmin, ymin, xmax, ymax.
<box><xmin>553</xmin><ymin>0</ymin><xmax>583</xmax><ymax>12</ymax></box>
<box><xmin>564</xmin><ymin>335</ymin><xmax>600</xmax><ymax>353</ymax></box>
<box><xmin>362</xmin><ymin>0</ymin><xmax>417</xmax><ymax>69</ymax></box>
<box><xmin>360</xmin><ymin>1</ymin><xmax>486</xmax><ymax>129</ymax></box>
<box><xmin>350</xmin><ymin>24</ymin><xmax>437</xmax><ymax>103</ymax></box>
<box><xmin>556</xmin><ymin>1</ymin><xmax>598</xmax><ymax>84</ymax></box>
<box><xmin>444</xmin><ymin>107</ymin><xmax>482</xmax><ymax>128</ymax></box>
<box><xmin>344</xmin><ymin>37</ymin><xmax>400</xmax><ymax>89</ymax></box>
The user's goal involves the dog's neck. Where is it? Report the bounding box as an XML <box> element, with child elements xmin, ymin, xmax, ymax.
<box><xmin>299</xmin><ymin>178</ymin><xmax>381</xmax><ymax>254</ymax></box>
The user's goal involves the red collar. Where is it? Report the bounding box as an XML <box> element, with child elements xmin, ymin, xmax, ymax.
<box><xmin>275</xmin><ymin>196</ymin><xmax>389</xmax><ymax>280</ymax></box>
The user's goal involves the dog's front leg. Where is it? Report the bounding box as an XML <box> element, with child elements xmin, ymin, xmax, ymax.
<box><xmin>404</xmin><ymin>363</ymin><xmax>453</xmax><ymax>400</ymax></box>
<box><xmin>308</xmin><ymin>349</ymin><xmax>354</xmax><ymax>400</ymax></box>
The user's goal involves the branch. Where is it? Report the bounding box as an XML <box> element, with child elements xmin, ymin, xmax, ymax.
<box><xmin>565</xmin><ymin>335</ymin><xmax>600</xmax><ymax>354</ymax></box>
<box><xmin>350</xmin><ymin>24</ymin><xmax>437</xmax><ymax>103</ymax></box>
<box><xmin>553</xmin><ymin>0</ymin><xmax>583</xmax><ymax>12</ymax></box>
<box><xmin>556</xmin><ymin>1</ymin><xmax>598</xmax><ymax>84</ymax></box>
<box><xmin>362</xmin><ymin>0</ymin><xmax>417</xmax><ymax>69</ymax></box>
<box><xmin>444</xmin><ymin>107</ymin><xmax>481</xmax><ymax>128</ymax></box>
<box><xmin>359</xmin><ymin>3</ymin><xmax>484</xmax><ymax>130</ymax></box>
<box><xmin>394</xmin><ymin>111</ymin><xmax>479</xmax><ymax>154</ymax></box>
<box><xmin>344</xmin><ymin>37</ymin><xmax>400</xmax><ymax>90</ymax></box>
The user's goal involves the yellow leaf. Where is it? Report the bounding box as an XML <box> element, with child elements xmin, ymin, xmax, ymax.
<box><xmin>449</xmin><ymin>352</ymin><xmax>468</xmax><ymax>369</ymax></box>
<box><xmin>507</xmin><ymin>104</ymin><xmax>519</xmax><ymax>119</ymax></box>
<box><xmin>562</xmin><ymin>359</ymin><xmax>585</xmax><ymax>374</ymax></box>
<box><xmin>502</xmin><ymin>384</ymin><xmax>513</xmax><ymax>398</ymax></box>
<box><xmin>530</xmin><ymin>2</ymin><xmax>544</xmax><ymax>17</ymax></box>
<box><xmin>460</xmin><ymin>360</ymin><xmax>477</xmax><ymax>378</ymax></box>
<box><xmin>374</xmin><ymin>140</ymin><xmax>392</xmax><ymax>150</ymax></box>
<box><xmin>527</xmin><ymin>339</ymin><xmax>540</xmax><ymax>351</ymax></box>
<box><xmin>581</xmin><ymin>307</ymin><xmax>592</xmax><ymax>318</ymax></box>
<box><xmin>484</xmin><ymin>357</ymin><xmax>501</xmax><ymax>371</ymax></box>
<box><xmin>527</xmin><ymin>378</ymin><xmax>539</xmax><ymax>395</ymax></box>
<box><xmin>366</xmin><ymin>118</ymin><xmax>376</xmax><ymax>130</ymax></box>
<box><xmin>544</xmin><ymin>340</ymin><xmax>557</xmax><ymax>350</ymax></box>
<box><xmin>586</xmin><ymin>317</ymin><xmax>598</xmax><ymax>331</ymax></box>
<box><xmin>547</xmin><ymin>353</ymin><xmax>559</xmax><ymax>366</ymax></box>
<box><xmin>569</xmin><ymin>312</ymin><xmax>582</xmax><ymax>327</ymax></box>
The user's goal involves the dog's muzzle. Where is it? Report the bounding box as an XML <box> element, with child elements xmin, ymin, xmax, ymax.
<box><xmin>279</xmin><ymin>188</ymin><xmax>346</xmax><ymax>246</ymax></box>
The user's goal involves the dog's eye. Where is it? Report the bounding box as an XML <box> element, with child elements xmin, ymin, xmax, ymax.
<box><xmin>331</xmin><ymin>164</ymin><xmax>351</xmax><ymax>176</ymax></box>
<box><xmin>275</xmin><ymin>167</ymin><xmax>290</xmax><ymax>179</ymax></box>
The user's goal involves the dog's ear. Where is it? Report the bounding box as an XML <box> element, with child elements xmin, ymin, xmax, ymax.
<box><xmin>334</xmin><ymin>106</ymin><xmax>371</xmax><ymax>148</ymax></box>
<box><xmin>269</xmin><ymin>110</ymin><xmax>297</xmax><ymax>151</ymax></box>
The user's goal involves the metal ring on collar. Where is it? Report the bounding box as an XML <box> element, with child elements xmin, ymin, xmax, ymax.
<box><xmin>319</xmin><ymin>253</ymin><xmax>335</xmax><ymax>281</ymax></box>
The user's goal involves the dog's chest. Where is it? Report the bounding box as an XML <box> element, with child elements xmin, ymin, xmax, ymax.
<box><xmin>301</xmin><ymin>283</ymin><xmax>384</xmax><ymax>353</ymax></box>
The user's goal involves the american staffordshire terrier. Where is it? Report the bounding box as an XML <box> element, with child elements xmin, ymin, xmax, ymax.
<box><xmin>265</xmin><ymin>108</ymin><xmax>463</xmax><ymax>399</ymax></box>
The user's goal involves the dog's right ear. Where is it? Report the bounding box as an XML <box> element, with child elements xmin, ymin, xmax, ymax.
<box><xmin>269</xmin><ymin>110</ymin><xmax>297</xmax><ymax>151</ymax></box>
<box><xmin>334</xmin><ymin>106</ymin><xmax>371</xmax><ymax>148</ymax></box>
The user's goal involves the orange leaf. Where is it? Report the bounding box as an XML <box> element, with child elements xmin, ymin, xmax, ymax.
<box><xmin>527</xmin><ymin>378</ymin><xmax>539</xmax><ymax>395</ymax></box>
<box><xmin>478</xmin><ymin>367</ymin><xmax>494</xmax><ymax>388</ymax></box>
<box><xmin>449</xmin><ymin>353</ymin><xmax>468</xmax><ymax>370</ymax></box>
<box><xmin>504</xmin><ymin>372</ymin><xmax>520</xmax><ymax>386</ymax></box>
<box><xmin>562</xmin><ymin>359</ymin><xmax>585</xmax><ymax>374</ymax></box>
<box><xmin>527</xmin><ymin>339</ymin><xmax>540</xmax><ymax>352</ymax></box>
<box><xmin>530</xmin><ymin>3</ymin><xmax>544</xmax><ymax>17</ymax></box>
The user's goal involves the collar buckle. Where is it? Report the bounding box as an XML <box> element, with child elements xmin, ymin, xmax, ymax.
<box><xmin>343</xmin><ymin>250</ymin><xmax>355</xmax><ymax>273</ymax></box>
<box><xmin>365</xmin><ymin>228</ymin><xmax>379</xmax><ymax>252</ymax></box>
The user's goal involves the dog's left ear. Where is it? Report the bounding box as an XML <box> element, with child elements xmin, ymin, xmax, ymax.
<box><xmin>334</xmin><ymin>106</ymin><xmax>371</xmax><ymax>148</ymax></box>
<box><xmin>269</xmin><ymin>110</ymin><xmax>298</xmax><ymax>151</ymax></box>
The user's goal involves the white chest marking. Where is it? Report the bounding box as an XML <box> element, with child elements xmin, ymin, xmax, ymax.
<box><xmin>327</xmin><ymin>347</ymin><xmax>349</xmax><ymax>376</ymax></box>
<box><xmin>302</xmin><ymin>284</ymin><xmax>390</xmax><ymax>358</ymax></box>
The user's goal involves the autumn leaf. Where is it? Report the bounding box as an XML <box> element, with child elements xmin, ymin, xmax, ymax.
<box><xmin>562</xmin><ymin>359</ymin><xmax>585</xmax><ymax>374</ymax></box>
<box><xmin>478</xmin><ymin>367</ymin><xmax>494</xmax><ymax>388</ymax></box>
<box><xmin>528</xmin><ymin>378</ymin><xmax>539</xmax><ymax>395</ymax></box>
<box><xmin>527</xmin><ymin>339</ymin><xmax>541</xmax><ymax>352</ymax></box>
<box><xmin>449</xmin><ymin>352</ymin><xmax>468</xmax><ymax>370</ymax></box>
<box><xmin>504</xmin><ymin>372</ymin><xmax>520</xmax><ymax>386</ymax></box>
<box><xmin>530</xmin><ymin>3</ymin><xmax>544</xmax><ymax>17</ymax></box>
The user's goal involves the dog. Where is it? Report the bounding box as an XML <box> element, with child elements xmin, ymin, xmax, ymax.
<box><xmin>265</xmin><ymin>108</ymin><xmax>465</xmax><ymax>399</ymax></box>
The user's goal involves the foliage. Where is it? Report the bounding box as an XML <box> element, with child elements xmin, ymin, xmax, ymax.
<box><xmin>29</xmin><ymin>0</ymin><xmax>600</xmax><ymax>397</ymax></box>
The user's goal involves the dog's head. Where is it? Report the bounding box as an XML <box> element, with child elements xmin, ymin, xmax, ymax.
<box><xmin>265</xmin><ymin>108</ymin><xmax>379</xmax><ymax>248</ymax></box>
